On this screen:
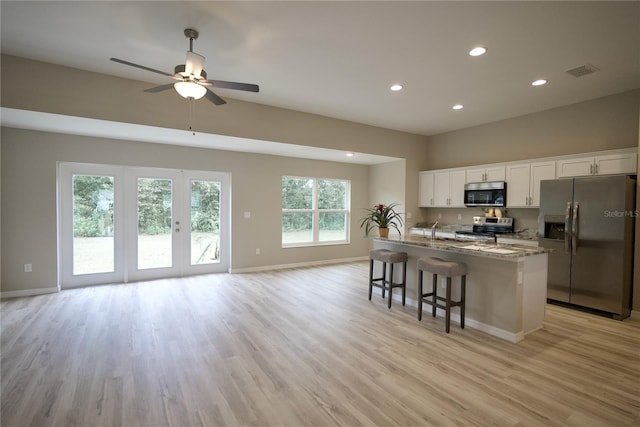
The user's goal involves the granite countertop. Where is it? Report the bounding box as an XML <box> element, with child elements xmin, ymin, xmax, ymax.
<box><xmin>373</xmin><ymin>235</ymin><xmax>549</xmax><ymax>260</ymax></box>
<box><xmin>498</xmin><ymin>232</ymin><xmax>538</xmax><ymax>241</ymax></box>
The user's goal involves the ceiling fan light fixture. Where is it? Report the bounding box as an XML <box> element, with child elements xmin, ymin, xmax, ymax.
<box><xmin>174</xmin><ymin>81</ymin><xmax>207</xmax><ymax>99</ymax></box>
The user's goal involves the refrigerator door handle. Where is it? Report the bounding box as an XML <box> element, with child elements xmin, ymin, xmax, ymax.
<box><xmin>572</xmin><ymin>202</ymin><xmax>579</xmax><ymax>254</ymax></box>
<box><xmin>565</xmin><ymin>202</ymin><xmax>572</xmax><ymax>253</ymax></box>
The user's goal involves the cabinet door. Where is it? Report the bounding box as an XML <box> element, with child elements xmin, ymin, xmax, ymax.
<box><xmin>466</xmin><ymin>168</ymin><xmax>486</xmax><ymax>183</ymax></box>
<box><xmin>506</xmin><ymin>164</ymin><xmax>531</xmax><ymax>207</ymax></box>
<box><xmin>595</xmin><ymin>153</ymin><xmax>637</xmax><ymax>175</ymax></box>
<box><xmin>418</xmin><ymin>172</ymin><xmax>435</xmax><ymax>207</ymax></box>
<box><xmin>485</xmin><ymin>166</ymin><xmax>506</xmax><ymax>182</ymax></box>
<box><xmin>556</xmin><ymin>157</ymin><xmax>594</xmax><ymax>177</ymax></box>
<box><xmin>449</xmin><ymin>170</ymin><xmax>467</xmax><ymax>207</ymax></box>
<box><xmin>434</xmin><ymin>172</ymin><xmax>451</xmax><ymax>206</ymax></box>
<box><xmin>529</xmin><ymin>161</ymin><xmax>556</xmax><ymax>207</ymax></box>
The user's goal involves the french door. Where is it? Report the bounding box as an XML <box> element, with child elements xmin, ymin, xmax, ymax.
<box><xmin>59</xmin><ymin>163</ymin><xmax>230</xmax><ymax>288</ymax></box>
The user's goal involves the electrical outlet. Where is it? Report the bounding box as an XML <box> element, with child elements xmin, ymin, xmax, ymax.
<box><xmin>438</xmin><ymin>213</ymin><xmax>442</xmax><ymax>219</ymax></box>
<box><xmin>24</xmin><ymin>263</ymin><xmax>32</xmax><ymax>273</ymax></box>
<box><xmin>244</xmin><ymin>211</ymin><xmax>251</xmax><ymax>219</ymax></box>
<box><xmin>458</xmin><ymin>214</ymin><xmax>462</xmax><ymax>220</ymax></box>
<box><xmin>406</xmin><ymin>212</ymin><xmax>412</xmax><ymax>219</ymax></box>
<box><xmin>256</xmin><ymin>248</ymin><xmax>261</xmax><ymax>255</ymax></box>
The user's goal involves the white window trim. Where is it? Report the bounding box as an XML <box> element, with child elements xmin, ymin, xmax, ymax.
<box><xmin>282</xmin><ymin>176</ymin><xmax>351</xmax><ymax>248</ymax></box>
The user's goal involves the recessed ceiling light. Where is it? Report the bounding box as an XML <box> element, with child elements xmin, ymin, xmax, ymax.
<box><xmin>469</xmin><ymin>47</ymin><xmax>487</xmax><ymax>57</ymax></box>
<box><xmin>532</xmin><ymin>79</ymin><xmax>547</xmax><ymax>86</ymax></box>
<box><xmin>390</xmin><ymin>84</ymin><xmax>403</xmax><ymax>91</ymax></box>
<box><xmin>345</xmin><ymin>152</ymin><xmax>354</xmax><ymax>157</ymax></box>
<box><xmin>452</xmin><ymin>104</ymin><xmax>464</xmax><ymax>110</ymax></box>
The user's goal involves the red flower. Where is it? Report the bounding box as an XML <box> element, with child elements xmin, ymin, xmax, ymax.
<box><xmin>375</xmin><ymin>204</ymin><xmax>384</xmax><ymax>212</ymax></box>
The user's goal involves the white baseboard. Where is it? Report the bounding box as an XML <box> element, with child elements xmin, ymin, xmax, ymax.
<box><xmin>383</xmin><ymin>292</ymin><xmax>521</xmax><ymax>343</ymax></box>
<box><xmin>630</xmin><ymin>310</ymin><xmax>640</xmax><ymax>319</ymax></box>
<box><xmin>229</xmin><ymin>256</ymin><xmax>368</xmax><ymax>273</ymax></box>
<box><xmin>1</xmin><ymin>286</ymin><xmax>59</xmax><ymax>299</ymax></box>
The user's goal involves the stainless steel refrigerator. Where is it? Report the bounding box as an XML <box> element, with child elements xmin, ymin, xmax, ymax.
<box><xmin>538</xmin><ymin>175</ymin><xmax>636</xmax><ymax>319</ymax></box>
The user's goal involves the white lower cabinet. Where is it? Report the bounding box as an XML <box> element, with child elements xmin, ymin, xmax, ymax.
<box><xmin>506</xmin><ymin>161</ymin><xmax>555</xmax><ymax>207</ymax></box>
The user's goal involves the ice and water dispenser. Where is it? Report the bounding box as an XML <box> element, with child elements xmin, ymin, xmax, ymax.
<box><xmin>542</xmin><ymin>215</ymin><xmax>566</xmax><ymax>240</ymax></box>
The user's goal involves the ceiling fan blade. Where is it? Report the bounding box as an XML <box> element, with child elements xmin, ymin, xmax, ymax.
<box><xmin>144</xmin><ymin>83</ymin><xmax>175</xmax><ymax>93</ymax></box>
<box><xmin>207</xmin><ymin>79</ymin><xmax>260</xmax><ymax>92</ymax></box>
<box><xmin>110</xmin><ymin>57</ymin><xmax>178</xmax><ymax>79</ymax></box>
<box><xmin>185</xmin><ymin>51</ymin><xmax>205</xmax><ymax>78</ymax></box>
<box><xmin>204</xmin><ymin>88</ymin><xmax>227</xmax><ymax>105</ymax></box>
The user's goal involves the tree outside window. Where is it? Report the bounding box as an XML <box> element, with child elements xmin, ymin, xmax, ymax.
<box><xmin>282</xmin><ymin>176</ymin><xmax>350</xmax><ymax>246</ymax></box>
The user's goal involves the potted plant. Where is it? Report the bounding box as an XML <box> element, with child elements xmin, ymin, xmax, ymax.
<box><xmin>360</xmin><ymin>203</ymin><xmax>404</xmax><ymax>238</ymax></box>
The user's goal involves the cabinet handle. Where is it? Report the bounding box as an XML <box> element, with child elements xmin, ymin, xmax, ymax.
<box><xmin>430</xmin><ymin>198</ymin><xmax>433</xmax><ymax>205</ymax></box>
<box><xmin>590</xmin><ymin>164</ymin><xmax>593</xmax><ymax>174</ymax></box>
<box><xmin>595</xmin><ymin>164</ymin><xmax>598</xmax><ymax>174</ymax></box>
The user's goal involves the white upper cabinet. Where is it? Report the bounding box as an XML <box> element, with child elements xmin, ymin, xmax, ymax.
<box><xmin>505</xmin><ymin>164</ymin><xmax>531</xmax><ymax>207</ymax></box>
<box><xmin>506</xmin><ymin>161</ymin><xmax>555</xmax><ymax>208</ymax></box>
<box><xmin>420</xmin><ymin>169</ymin><xmax>465</xmax><ymax>208</ymax></box>
<box><xmin>556</xmin><ymin>151</ymin><xmax>637</xmax><ymax>178</ymax></box>
<box><xmin>418</xmin><ymin>171</ymin><xmax>435</xmax><ymax>207</ymax></box>
<box><xmin>530</xmin><ymin>161</ymin><xmax>556</xmax><ymax>206</ymax></box>
<box><xmin>449</xmin><ymin>170</ymin><xmax>467</xmax><ymax>207</ymax></box>
<box><xmin>595</xmin><ymin>153</ymin><xmax>637</xmax><ymax>175</ymax></box>
<box><xmin>420</xmin><ymin>148</ymin><xmax>636</xmax><ymax>209</ymax></box>
<box><xmin>467</xmin><ymin>166</ymin><xmax>505</xmax><ymax>183</ymax></box>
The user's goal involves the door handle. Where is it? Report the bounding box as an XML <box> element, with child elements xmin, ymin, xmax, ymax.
<box><xmin>564</xmin><ymin>202</ymin><xmax>571</xmax><ymax>254</ymax></box>
<box><xmin>572</xmin><ymin>202</ymin><xmax>579</xmax><ymax>254</ymax></box>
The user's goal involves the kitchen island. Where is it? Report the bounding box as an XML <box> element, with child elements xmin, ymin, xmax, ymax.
<box><xmin>372</xmin><ymin>236</ymin><xmax>549</xmax><ymax>342</ymax></box>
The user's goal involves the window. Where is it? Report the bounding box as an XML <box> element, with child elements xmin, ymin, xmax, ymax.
<box><xmin>282</xmin><ymin>176</ymin><xmax>350</xmax><ymax>246</ymax></box>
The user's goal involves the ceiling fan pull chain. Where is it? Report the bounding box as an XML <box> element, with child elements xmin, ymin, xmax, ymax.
<box><xmin>189</xmin><ymin>98</ymin><xmax>196</xmax><ymax>135</ymax></box>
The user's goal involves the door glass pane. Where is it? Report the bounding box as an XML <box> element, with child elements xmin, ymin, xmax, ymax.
<box><xmin>190</xmin><ymin>180</ymin><xmax>221</xmax><ymax>265</ymax></box>
<box><xmin>137</xmin><ymin>178</ymin><xmax>173</xmax><ymax>270</ymax></box>
<box><xmin>73</xmin><ymin>175</ymin><xmax>115</xmax><ymax>275</ymax></box>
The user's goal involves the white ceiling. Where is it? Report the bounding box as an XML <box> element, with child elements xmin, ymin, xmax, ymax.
<box><xmin>1</xmin><ymin>1</ymin><xmax>639</xmax><ymax>138</ymax></box>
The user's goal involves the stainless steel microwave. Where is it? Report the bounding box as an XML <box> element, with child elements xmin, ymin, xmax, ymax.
<box><xmin>464</xmin><ymin>181</ymin><xmax>507</xmax><ymax>207</ymax></box>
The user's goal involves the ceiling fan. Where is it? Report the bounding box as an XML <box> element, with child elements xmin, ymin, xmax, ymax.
<box><xmin>110</xmin><ymin>28</ymin><xmax>259</xmax><ymax>105</ymax></box>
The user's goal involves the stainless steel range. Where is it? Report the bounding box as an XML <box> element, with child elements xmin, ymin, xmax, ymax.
<box><xmin>455</xmin><ymin>217</ymin><xmax>514</xmax><ymax>242</ymax></box>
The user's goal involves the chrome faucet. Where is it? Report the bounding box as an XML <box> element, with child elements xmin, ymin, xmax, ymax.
<box><xmin>431</xmin><ymin>221</ymin><xmax>439</xmax><ymax>240</ymax></box>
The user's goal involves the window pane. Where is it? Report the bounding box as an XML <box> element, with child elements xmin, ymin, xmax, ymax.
<box><xmin>282</xmin><ymin>177</ymin><xmax>313</xmax><ymax>209</ymax></box>
<box><xmin>282</xmin><ymin>212</ymin><xmax>313</xmax><ymax>244</ymax></box>
<box><xmin>191</xmin><ymin>180</ymin><xmax>220</xmax><ymax>265</ymax></box>
<box><xmin>319</xmin><ymin>212</ymin><xmax>347</xmax><ymax>242</ymax></box>
<box><xmin>73</xmin><ymin>175</ymin><xmax>114</xmax><ymax>275</ymax></box>
<box><xmin>318</xmin><ymin>179</ymin><xmax>347</xmax><ymax>209</ymax></box>
<box><xmin>137</xmin><ymin>178</ymin><xmax>172</xmax><ymax>270</ymax></box>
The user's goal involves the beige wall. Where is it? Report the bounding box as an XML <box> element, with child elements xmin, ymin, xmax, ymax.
<box><xmin>0</xmin><ymin>128</ymin><xmax>377</xmax><ymax>292</ymax></box>
<box><xmin>425</xmin><ymin>90</ymin><xmax>640</xmax><ymax>169</ymax></box>
<box><xmin>369</xmin><ymin>160</ymin><xmax>407</xmax><ymax>236</ymax></box>
<box><xmin>1</xmin><ymin>54</ymin><xmax>429</xmax><ymax>294</ymax></box>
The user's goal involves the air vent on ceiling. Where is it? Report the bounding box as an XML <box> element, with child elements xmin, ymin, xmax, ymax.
<box><xmin>565</xmin><ymin>63</ymin><xmax>600</xmax><ymax>78</ymax></box>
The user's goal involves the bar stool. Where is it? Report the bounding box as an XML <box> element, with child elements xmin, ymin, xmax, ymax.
<box><xmin>368</xmin><ymin>249</ymin><xmax>408</xmax><ymax>309</ymax></box>
<box><xmin>417</xmin><ymin>257</ymin><xmax>467</xmax><ymax>333</ymax></box>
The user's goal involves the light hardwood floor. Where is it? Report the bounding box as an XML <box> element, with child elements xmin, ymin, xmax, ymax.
<box><xmin>2</xmin><ymin>261</ymin><xmax>639</xmax><ymax>426</ymax></box>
